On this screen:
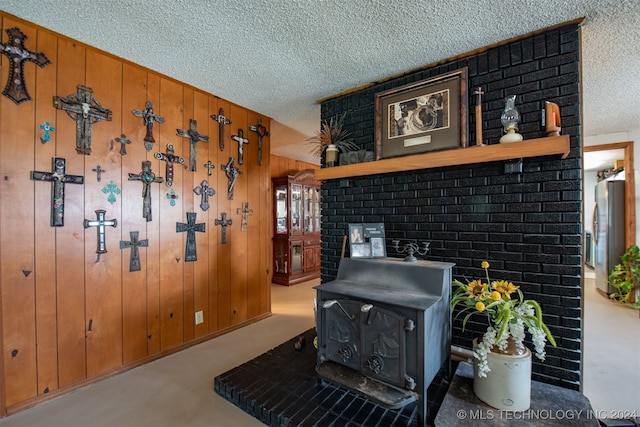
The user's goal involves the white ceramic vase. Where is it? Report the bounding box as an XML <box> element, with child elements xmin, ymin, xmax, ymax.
<box><xmin>325</xmin><ymin>144</ymin><xmax>339</xmax><ymax>167</ymax></box>
<box><xmin>472</xmin><ymin>338</ymin><xmax>532</xmax><ymax>411</ymax></box>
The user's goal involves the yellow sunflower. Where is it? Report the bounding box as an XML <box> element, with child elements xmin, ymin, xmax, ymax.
<box><xmin>466</xmin><ymin>280</ymin><xmax>487</xmax><ymax>299</ymax></box>
<box><xmin>492</xmin><ymin>280</ymin><xmax>517</xmax><ymax>295</ymax></box>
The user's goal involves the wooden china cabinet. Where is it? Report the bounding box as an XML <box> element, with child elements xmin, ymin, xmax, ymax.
<box><xmin>272</xmin><ymin>169</ymin><xmax>321</xmax><ymax>286</ymax></box>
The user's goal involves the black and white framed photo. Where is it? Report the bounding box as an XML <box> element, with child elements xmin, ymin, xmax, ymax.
<box><xmin>349</xmin><ymin>223</ymin><xmax>386</xmax><ymax>258</ymax></box>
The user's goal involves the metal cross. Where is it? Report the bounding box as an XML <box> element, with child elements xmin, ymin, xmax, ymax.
<box><xmin>84</xmin><ymin>209</ymin><xmax>117</xmax><ymax>256</ymax></box>
<box><xmin>0</xmin><ymin>27</ymin><xmax>50</xmax><ymax>104</ymax></box>
<box><xmin>236</xmin><ymin>202</ymin><xmax>253</xmax><ymax>231</ymax></box>
<box><xmin>193</xmin><ymin>180</ymin><xmax>215</xmax><ymax>211</ymax></box>
<box><xmin>132</xmin><ymin>101</ymin><xmax>165</xmax><ymax>151</ymax></box>
<box><xmin>215</xmin><ymin>212</ymin><xmax>232</xmax><ymax>244</ymax></box>
<box><xmin>128</xmin><ymin>161</ymin><xmax>164</xmax><ymax>221</ymax></box>
<box><xmin>204</xmin><ymin>160</ymin><xmax>215</xmax><ymax>176</ymax></box>
<box><xmin>30</xmin><ymin>157</ymin><xmax>84</xmax><ymax>227</ymax></box>
<box><xmin>231</xmin><ymin>129</ymin><xmax>250</xmax><ymax>165</ymax></box>
<box><xmin>176</xmin><ymin>212</ymin><xmax>206</xmax><ymax>262</ymax></box>
<box><xmin>120</xmin><ymin>231</ymin><xmax>148</xmax><ymax>272</ymax></box>
<box><xmin>177</xmin><ymin>119</ymin><xmax>209</xmax><ymax>172</ymax></box>
<box><xmin>474</xmin><ymin>86</ymin><xmax>485</xmax><ymax>146</ymax></box>
<box><xmin>249</xmin><ymin>118</ymin><xmax>269</xmax><ymax>166</ymax></box>
<box><xmin>211</xmin><ymin>108</ymin><xmax>232</xmax><ymax>151</ymax></box>
<box><xmin>101</xmin><ymin>180</ymin><xmax>121</xmax><ymax>204</ymax></box>
<box><xmin>154</xmin><ymin>143</ymin><xmax>186</xmax><ymax>187</ymax></box>
<box><xmin>166</xmin><ymin>188</ymin><xmax>179</xmax><ymax>206</ymax></box>
<box><xmin>222</xmin><ymin>157</ymin><xmax>242</xmax><ymax>200</ymax></box>
<box><xmin>39</xmin><ymin>121</ymin><xmax>55</xmax><ymax>144</ymax></box>
<box><xmin>115</xmin><ymin>134</ymin><xmax>131</xmax><ymax>155</ymax></box>
<box><xmin>92</xmin><ymin>164</ymin><xmax>106</xmax><ymax>182</ymax></box>
<box><xmin>54</xmin><ymin>85</ymin><xmax>113</xmax><ymax>155</ymax></box>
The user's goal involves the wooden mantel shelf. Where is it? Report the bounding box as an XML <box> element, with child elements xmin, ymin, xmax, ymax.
<box><xmin>314</xmin><ymin>135</ymin><xmax>570</xmax><ymax>181</ymax></box>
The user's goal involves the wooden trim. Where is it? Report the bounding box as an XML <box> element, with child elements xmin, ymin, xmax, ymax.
<box><xmin>584</xmin><ymin>141</ymin><xmax>636</xmax><ymax>247</ymax></box>
<box><xmin>315</xmin><ymin>135</ymin><xmax>570</xmax><ymax>181</ymax></box>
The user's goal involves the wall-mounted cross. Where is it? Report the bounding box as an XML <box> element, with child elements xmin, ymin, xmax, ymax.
<box><xmin>128</xmin><ymin>161</ymin><xmax>164</xmax><ymax>221</ymax></box>
<box><xmin>39</xmin><ymin>121</ymin><xmax>55</xmax><ymax>144</ymax></box>
<box><xmin>222</xmin><ymin>157</ymin><xmax>242</xmax><ymax>200</ymax></box>
<box><xmin>84</xmin><ymin>209</ymin><xmax>117</xmax><ymax>256</ymax></box>
<box><xmin>215</xmin><ymin>212</ymin><xmax>232</xmax><ymax>244</ymax></box>
<box><xmin>132</xmin><ymin>101</ymin><xmax>165</xmax><ymax>151</ymax></box>
<box><xmin>31</xmin><ymin>157</ymin><xmax>84</xmax><ymax>227</ymax></box>
<box><xmin>120</xmin><ymin>231</ymin><xmax>148</xmax><ymax>272</ymax></box>
<box><xmin>0</xmin><ymin>27</ymin><xmax>50</xmax><ymax>104</ymax></box>
<box><xmin>115</xmin><ymin>134</ymin><xmax>131</xmax><ymax>155</ymax></box>
<box><xmin>54</xmin><ymin>85</ymin><xmax>113</xmax><ymax>155</ymax></box>
<box><xmin>249</xmin><ymin>118</ymin><xmax>269</xmax><ymax>166</ymax></box>
<box><xmin>231</xmin><ymin>129</ymin><xmax>250</xmax><ymax>165</ymax></box>
<box><xmin>193</xmin><ymin>180</ymin><xmax>215</xmax><ymax>211</ymax></box>
<box><xmin>204</xmin><ymin>160</ymin><xmax>215</xmax><ymax>176</ymax></box>
<box><xmin>211</xmin><ymin>108</ymin><xmax>232</xmax><ymax>151</ymax></box>
<box><xmin>154</xmin><ymin>143</ymin><xmax>186</xmax><ymax>187</ymax></box>
<box><xmin>177</xmin><ymin>119</ymin><xmax>209</xmax><ymax>172</ymax></box>
<box><xmin>236</xmin><ymin>202</ymin><xmax>253</xmax><ymax>231</ymax></box>
<box><xmin>101</xmin><ymin>180</ymin><xmax>121</xmax><ymax>204</ymax></box>
<box><xmin>92</xmin><ymin>164</ymin><xmax>106</xmax><ymax>182</ymax></box>
<box><xmin>176</xmin><ymin>212</ymin><xmax>206</xmax><ymax>262</ymax></box>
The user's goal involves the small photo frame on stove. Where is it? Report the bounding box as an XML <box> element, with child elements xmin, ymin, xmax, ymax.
<box><xmin>349</xmin><ymin>223</ymin><xmax>387</xmax><ymax>258</ymax></box>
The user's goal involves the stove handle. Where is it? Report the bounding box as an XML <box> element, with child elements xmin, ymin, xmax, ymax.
<box><xmin>322</xmin><ymin>300</ymin><xmax>355</xmax><ymax>320</ymax></box>
<box><xmin>361</xmin><ymin>303</ymin><xmax>374</xmax><ymax>324</ymax></box>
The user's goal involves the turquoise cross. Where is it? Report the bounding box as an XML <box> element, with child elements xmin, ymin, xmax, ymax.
<box><xmin>101</xmin><ymin>180</ymin><xmax>121</xmax><ymax>204</ymax></box>
<box><xmin>166</xmin><ymin>189</ymin><xmax>179</xmax><ymax>206</ymax></box>
<box><xmin>39</xmin><ymin>121</ymin><xmax>55</xmax><ymax>143</ymax></box>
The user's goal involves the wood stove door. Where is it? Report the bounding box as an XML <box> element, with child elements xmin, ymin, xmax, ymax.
<box><xmin>360</xmin><ymin>305</ymin><xmax>407</xmax><ymax>389</ymax></box>
<box><xmin>323</xmin><ymin>299</ymin><xmax>361</xmax><ymax>372</ymax></box>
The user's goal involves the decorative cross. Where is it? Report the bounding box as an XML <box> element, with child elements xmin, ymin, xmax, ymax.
<box><xmin>0</xmin><ymin>27</ymin><xmax>50</xmax><ymax>104</ymax></box>
<box><xmin>222</xmin><ymin>157</ymin><xmax>242</xmax><ymax>200</ymax></box>
<box><xmin>176</xmin><ymin>119</ymin><xmax>209</xmax><ymax>172</ymax></box>
<box><xmin>53</xmin><ymin>85</ymin><xmax>113</xmax><ymax>155</ymax></box>
<box><xmin>176</xmin><ymin>212</ymin><xmax>206</xmax><ymax>262</ymax></box>
<box><xmin>115</xmin><ymin>134</ymin><xmax>131</xmax><ymax>155</ymax></box>
<box><xmin>83</xmin><ymin>209</ymin><xmax>117</xmax><ymax>256</ymax></box>
<box><xmin>215</xmin><ymin>212</ymin><xmax>232</xmax><ymax>244</ymax></box>
<box><xmin>204</xmin><ymin>160</ymin><xmax>215</xmax><ymax>176</ymax></box>
<box><xmin>231</xmin><ymin>129</ymin><xmax>250</xmax><ymax>165</ymax></box>
<box><xmin>128</xmin><ymin>161</ymin><xmax>164</xmax><ymax>222</ymax></box>
<box><xmin>249</xmin><ymin>118</ymin><xmax>269</xmax><ymax>166</ymax></box>
<box><xmin>236</xmin><ymin>202</ymin><xmax>253</xmax><ymax>231</ymax></box>
<box><xmin>101</xmin><ymin>180</ymin><xmax>121</xmax><ymax>204</ymax></box>
<box><xmin>211</xmin><ymin>108</ymin><xmax>232</xmax><ymax>151</ymax></box>
<box><xmin>92</xmin><ymin>164</ymin><xmax>106</xmax><ymax>182</ymax></box>
<box><xmin>154</xmin><ymin>143</ymin><xmax>186</xmax><ymax>187</ymax></box>
<box><xmin>39</xmin><ymin>121</ymin><xmax>55</xmax><ymax>144</ymax></box>
<box><xmin>132</xmin><ymin>101</ymin><xmax>165</xmax><ymax>151</ymax></box>
<box><xmin>30</xmin><ymin>157</ymin><xmax>84</xmax><ymax>227</ymax></box>
<box><xmin>166</xmin><ymin>189</ymin><xmax>179</xmax><ymax>206</ymax></box>
<box><xmin>193</xmin><ymin>180</ymin><xmax>215</xmax><ymax>211</ymax></box>
<box><xmin>120</xmin><ymin>231</ymin><xmax>148</xmax><ymax>272</ymax></box>
<box><xmin>474</xmin><ymin>86</ymin><xmax>485</xmax><ymax>146</ymax></box>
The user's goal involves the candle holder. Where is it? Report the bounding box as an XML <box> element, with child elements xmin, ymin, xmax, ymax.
<box><xmin>392</xmin><ymin>240</ymin><xmax>430</xmax><ymax>262</ymax></box>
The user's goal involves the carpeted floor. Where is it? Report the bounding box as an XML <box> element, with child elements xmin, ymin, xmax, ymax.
<box><xmin>214</xmin><ymin>328</ymin><xmax>454</xmax><ymax>427</ymax></box>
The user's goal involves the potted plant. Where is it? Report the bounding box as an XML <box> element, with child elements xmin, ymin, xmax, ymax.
<box><xmin>451</xmin><ymin>261</ymin><xmax>556</xmax><ymax>410</ymax></box>
<box><xmin>306</xmin><ymin>113</ymin><xmax>359</xmax><ymax>167</ymax></box>
<box><xmin>608</xmin><ymin>245</ymin><xmax>640</xmax><ymax>308</ymax></box>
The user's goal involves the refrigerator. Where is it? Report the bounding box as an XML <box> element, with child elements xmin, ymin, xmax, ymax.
<box><xmin>593</xmin><ymin>179</ymin><xmax>626</xmax><ymax>293</ymax></box>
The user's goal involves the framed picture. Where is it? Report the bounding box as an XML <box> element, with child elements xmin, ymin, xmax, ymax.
<box><xmin>349</xmin><ymin>223</ymin><xmax>386</xmax><ymax>258</ymax></box>
<box><xmin>375</xmin><ymin>67</ymin><xmax>468</xmax><ymax>160</ymax></box>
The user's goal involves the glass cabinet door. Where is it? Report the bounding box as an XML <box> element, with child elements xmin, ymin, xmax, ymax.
<box><xmin>314</xmin><ymin>187</ymin><xmax>321</xmax><ymax>233</ymax></box>
<box><xmin>275</xmin><ymin>184</ymin><xmax>288</xmax><ymax>234</ymax></box>
<box><xmin>304</xmin><ymin>186</ymin><xmax>314</xmax><ymax>233</ymax></box>
<box><xmin>290</xmin><ymin>242</ymin><xmax>303</xmax><ymax>274</ymax></box>
<box><xmin>291</xmin><ymin>184</ymin><xmax>302</xmax><ymax>234</ymax></box>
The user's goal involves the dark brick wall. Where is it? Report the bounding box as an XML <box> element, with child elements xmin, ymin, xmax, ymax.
<box><xmin>319</xmin><ymin>23</ymin><xmax>582</xmax><ymax>390</ymax></box>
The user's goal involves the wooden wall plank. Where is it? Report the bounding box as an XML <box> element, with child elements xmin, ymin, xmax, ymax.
<box><xmin>260</xmin><ymin>123</ymin><xmax>273</xmax><ymax>314</ymax></box>
<box><xmin>0</xmin><ymin>18</ymin><xmax>38</xmax><ymax>406</ymax></box>
<box><xmin>121</xmin><ymin>64</ymin><xmax>149</xmax><ymax>364</ymax></box>
<box><xmin>207</xmin><ymin>97</ymin><xmax>220</xmax><ymax>334</ymax></box>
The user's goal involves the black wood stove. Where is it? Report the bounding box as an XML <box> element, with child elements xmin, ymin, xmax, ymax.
<box><xmin>315</xmin><ymin>257</ymin><xmax>454</xmax><ymax>426</ymax></box>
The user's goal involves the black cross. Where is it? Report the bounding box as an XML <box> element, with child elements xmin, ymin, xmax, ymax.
<box><xmin>54</xmin><ymin>85</ymin><xmax>113</xmax><ymax>155</ymax></box>
<box><xmin>128</xmin><ymin>161</ymin><xmax>164</xmax><ymax>221</ymax></box>
<box><xmin>132</xmin><ymin>101</ymin><xmax>165</xmax><ymax>151</ymax></box>
<box><xmin>31</xmin><ymin>157</ymin><xmax>84</xmax><ymax>227</ymax></box>
<box><xmin>0</xmin><ymin>27</ymin><xmax>50</xmax><ymax>104</ymax></box>
<box><xmin>176</xmin><ymin>212</ymin><xmax>206</xmax><ymax>262</ymax></box>
<box><xmin>193</xmin><ymin>180</ymin><xmax>215</xmax><ymax>211</ymax></box>
<box><xmin>154</xmin><ymin>143</ymin><xmax>186</xmax><ymax>187</ymax></box>
<box><xmin>211</xmin><ymin>108</ymin><xmax>232</xmax><ymax>151</ymax></box>
<box><xmin>115</xmin><ymin>134</ymin><xmax>131</xmax><ymax>155</ymax></box>
<box><xmin>215</xmin><ymin>212</ymin><xmax>232</xmax><ymax>244</ymax></box>
<box><xmin>120</xmin><ymin>231</ymin><xmax>148</xmax><ymax>272</ymax></box>
<box><xmin>92</xmin><ymin>164</ymin><xmax>106</xmax><ymax>182</ymax></box>
<box><xmin>231</xmin><ymin>129</ymin><xmax>250</xmax><ymax>165</ymax></box>
<box><xmin>249</xmin><ymin>118</ymin><xmax>269</xmax><ymax>166</ymax></box>
<box><xmin>177</xmin><ymin>119</ymin><xmax>209</xmax><ymax>172</ymax></box>
<box><xmin>222</xmin><ymin>157</ymin><xmax>242</xmax><ymax>200</ymax></box>
<box><xmin>204</xmin><ymin>160</ymin><xmax>215</xmax><ymax>176</ymax></box>
<box><xmin>84</xmin><ymin>209</ymin><xmax>117</xmax><ymax>255</ymax></box>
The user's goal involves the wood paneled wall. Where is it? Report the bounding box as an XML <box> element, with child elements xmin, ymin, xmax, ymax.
<box><xmin>0</xmin><ymin>14</ymin><xmax>271</xmax><ymax>414</ymax></box>
<box><xmin>271</xmin><ymin>154</ymin><xmax>319</xmax><ymax>178</ymax></box>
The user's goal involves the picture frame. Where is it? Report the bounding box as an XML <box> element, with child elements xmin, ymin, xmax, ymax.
<box><xmin>349</xmin><ymin>223</ymin><xmax>386</xmax><ymax>258</ymax></box>
<box><xmin>375</xmin><ymin>67</ymin><xmax>468</xmax><ymax>160</ymax></box>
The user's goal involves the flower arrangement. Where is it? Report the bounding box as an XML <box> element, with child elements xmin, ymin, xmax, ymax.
<box><xmin>451</xmin><ymin>261</ymin><xmax>556</xmax><ymax>377</ymax></box>
<box><xmin>305</xmin><ymin>113</ymin><xmax>360</xmax><ymax>159</ymax></box>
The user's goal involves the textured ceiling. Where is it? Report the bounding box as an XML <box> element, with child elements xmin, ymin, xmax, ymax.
<box><xmin>1</xmin><ymin>0</ymin><xmax>639</xmax><ymax>163</ymax></box>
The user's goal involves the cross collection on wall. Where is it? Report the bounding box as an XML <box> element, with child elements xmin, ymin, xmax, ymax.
<box><xmin>6</xmin><ymin>26</ymin><xmax>268</xmax><ymax>271</ymax></box>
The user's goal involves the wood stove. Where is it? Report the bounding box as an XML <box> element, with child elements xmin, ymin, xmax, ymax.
<box><xmin>315</xmin><ymin>257</ymin><xmax>454</xmax><ymax>426</ymax></box>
